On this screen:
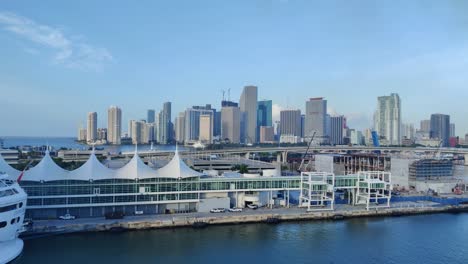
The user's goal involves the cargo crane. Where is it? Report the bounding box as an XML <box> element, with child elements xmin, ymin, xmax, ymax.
<box><xmin>298</xmin><ymin>131</ymin><xmax>317</xmax><ymax>172</ymax></box>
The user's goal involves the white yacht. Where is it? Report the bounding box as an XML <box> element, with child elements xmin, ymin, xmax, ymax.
<box><xmin>0</xmin><ymin>173</ymin><xmax>27</xmax><ymax>264</ymax></box>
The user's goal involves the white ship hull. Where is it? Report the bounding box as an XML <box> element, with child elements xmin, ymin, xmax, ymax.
<box><xmin>0</xmin><ymin>175</ymin><xmax>27</xmax><ymax>264</ymax></box>
<box><xmin>0</xmin><ymin>238</ymin><xmax>23</xmax><ymax>264</ymax></box>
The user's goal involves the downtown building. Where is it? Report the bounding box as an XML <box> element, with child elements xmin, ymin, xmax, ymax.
<box><xmin>304</xmin><ymin>97</ymin><xmax>327</xmax><ymax>143</ymax></box>
<box><xmin>108</xmin><ymin>106</ymin><xmax>122</xmax><ymax>145</ymax></box>
<box><xmin>374</xmin><ymin>93</ymin><xmax>401</xmax><ymax>145</ymax></box>
<box><xmin>280</xmin><ymin>109</ymin><xmax>301</xmax><ymax>138</ymax></box>
<box><xmin>329</xmin><ymin>115</ymin><xmax>346</xmax><ymax>145</ymax></box>
<box><xmin>221</xmin><ymin>101</ymin><xmax>241</xmax><ymax>144</ymax></box>
<box><xmin>240</xmin><ymin>86</ymin><xmax>258</xmax><ymax>144</ymax></box>
<box><xmin>184</xmin><ymin>105</ymin><xmax>214</xmax><ymax>144</ymax></box>
<box><xmin>87</xmin><ymin>112</ymin><xmax>97</xmax><ymax>143</ymax></box>
<box><xmin>175</xmin><ymin>112</ymin><xmax>186</xmax><ymax>144</ymax></box>
<box><xmin>158</xmin><ymin>102</ymin><xmax>172</xmax><ymax>144</ymax></box>
<box><xmin>199</xmin><ymin>114</ymin><xmax>213</xmax><ymax>144</ymax></box>
<box><xmin>430</xmin><ymin>114</ymin><xmax>450</xmax><ymax>147</ymax></box>
<box><xmin>257</xmin><ymin>100</ymin><xmax>272</xmax><ymax>141</ymax></box>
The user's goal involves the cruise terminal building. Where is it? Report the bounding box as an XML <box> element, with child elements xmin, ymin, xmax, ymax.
<box><xmin>0</xmin><ymin>148</ymin><xmax>392</xmax><ymax>219</ymax></box>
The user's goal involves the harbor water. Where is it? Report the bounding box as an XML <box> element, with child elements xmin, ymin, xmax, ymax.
<box><xmin>16</xmin><ymin>213</ymin><xmax>468</xmax><ymax>264</ymax></box>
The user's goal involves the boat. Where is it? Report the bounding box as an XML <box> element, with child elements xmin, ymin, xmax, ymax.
<box><xmin>0</xmin><ymin>173</ymin><xmax>27</xmax><ymax>264</ymax></box>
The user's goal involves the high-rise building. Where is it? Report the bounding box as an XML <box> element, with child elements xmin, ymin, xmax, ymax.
<box><xmin>78</xmin><ymin>128</ymin><xmax>87</xmax><ymax>142</ymax></box>
<box><xmin>257</xmin><ymin>100</ymin><xmax>272</xmax><ymax>140</ymax></box>
<box><xmin>147</xmin><ymin>109</ymin><xmax>155</xmax><ymax>123</ymax></box>
<box><xmin>305</xmin><ymin>97</ymin><xmax>327</xmax><ymax>142</ymax></box>
<box><xmin>213</xmin><ymin>110</ymin><xmax>221</xmax><ymax>138</ymax></box>
<box><xmin>402</xmin><ymin>123</ymin><xmax>415</xmax><ymax>140</ymax></box>
<box><xmin>146</xmin><ymin>123</ymin><xmax>156</xmax><ymax>143</ymax></box>
<box><xmin>199</xmin><ymin>114</ymin><xmax>213</xmax><ymax>143</ymax></box>
<box><xmin>97</xmin><ymin>128</ymin><xmax>107</xmax><ymax>141</ymax></box>
<box><xmin>130</xmin><ymin>120</ymin><xmax>147</xmax><ymax>144</ymax></box>
<box><xmin>374</xmin><ymin>93</ymin><xmax>401</xmax><ymax>145</ymax></box>
<box><xmin>280</xmin><ymin>110</ymin><xmax>301</xmax><ymax>137</ymax></box>
<box><xmin>300</xmin><ymin>114</ymin><xmax>305</xmax><ymax>138</ymax></box>
<box><xmin>430</xmin><ymin>114</ymin><xmax>450</xmax><ymax>147</ymax></box>
<box><xmin>330</xmin><ymin>116</ymin><xmax>345</xmax><ymax>145</ymax></box>
<box><xmin>184</xmin><ymin>105</ymin><xmax>214</xmax><ymax>143</ymax></box>
<box><xmin>221</xmin><ymin>104</ymin><xmax>240</xmax><ymax>144</ymax></box>
<box><xmin>465</xmin><ymin>133</ymin><xmax>468</xmax><ymax>145</ymax></box>
<box><xmin>350</xmin><ymin>130</ymin><xmax>364</xmax><ymax>145</ymax></box>
<box><xmin>158</xmin><ymin>102</ymin><xmax>172</xmax><ymax>144</ymax></box>
<box><xmin>259</xmin><ymin>126</ymin><xmax>274</xmax><ymax>143</ymax></box>
<box><xmin>175</xmin><ymin>112</ymin><xmax>185</xmax><ymax>143</ymax></box>
<box><xmin>240</xmin><ymin>85</ymin><xmax>258</xmax><ymax>144</ymax></box>
<box><xmin>107</xmin><ymin>106</ymin><xmax>122</xmax><ymax>145</ymax></box>
<box><xmin>450</xmin><ymin>123</ymin><xmax>455</xmax><ymax>137</ymax></box>
<box><xmin>87</xmin><ymin>112</ymin><xmax>97</xmax><ymax>143</ymax></box>
<box><xmin>420</xmin><ymin>120</ymin><xmax>430</xmax><ymax>132</ymax></box>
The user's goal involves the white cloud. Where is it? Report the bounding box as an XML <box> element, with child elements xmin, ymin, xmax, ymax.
<box><xmin>0</xmin><ymin>11</ymin><xmax>113</xmax><ymax>71</ymax></box>
<box><xmin>272</xmin><ymin>103</ymin><xmax>283</xmax><ymax>123</ymax></box>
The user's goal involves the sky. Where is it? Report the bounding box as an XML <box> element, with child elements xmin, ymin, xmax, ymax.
<box><xmin>1</xmin><ymin>0</ymin><xmax>468</xmax><ymax>137</ymax></box>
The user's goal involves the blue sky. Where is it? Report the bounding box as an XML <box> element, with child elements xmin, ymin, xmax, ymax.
<box><xmin>1</xmin><ymin>0</ymin><xmax>468</xmax><ymax>137</ymax></box>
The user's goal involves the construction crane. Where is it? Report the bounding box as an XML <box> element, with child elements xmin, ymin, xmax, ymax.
<box><xmin>298</xmin><ymin>131</ymin><xmax>317</xmax><ymax>172</ymax></box>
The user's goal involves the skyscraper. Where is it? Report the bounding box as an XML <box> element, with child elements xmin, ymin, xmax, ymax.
<box><xmin>330</xmin><ymin>115</ymin><xmax>345</xmax><ymax>145</ymax></box>
<box><xmin>87</xmin><ymin>112</ymin><xmax>97</xmax><ymax>143</ymax></box>
<box><xmin>305</xmin><ymin>98</ymin><xmax>327</xmax><ymax>142</ymax></box>
<box><xmin>420</xmin><ymin>120</ymin><xmax>430</xmax><ymax>133</ymax></box>
<box><xmin>221</xmin><ymin>103</ymin><xmax>241</xmax><ymax>144</ymax></box>
<box><xmin>430</xmin><ymin>114</ymin><xmax>450</xmax><ymax>147</ymax></box>
<box><xmin>175</xmin><ymin>112</ymin><xmax>185</xmax><ymax>143</ymax></box>
<box><xmin>199</xmin><ymin>114</ymin><xmax>213</xmax><ymax>143</ymax></box>
<box><xmin>257</xmin><ymin>100</ymin><xmax>272</xmax><ymax>140</ymax></box>
<box><xmin>450</xmin><ymin>123</ymin><xmax>455</xmax><ymax>137</ymax></box>
<box><xmin>130</xmin><ymin>120</ymin><xmax>146</xmax><ymax>144</ymax></box>
<box><xmin>107</xmin><ymin>106</ymin><xmax>122</xmax><ymax>145</ymax></box>
<box><xmin>240</xmin><ymin>85</ymin><xmax>258</xmax><ymax>144</ymax></box>
<box><xmin>147</xmin><ymin>109</ymin><xmax>155</xmax><ymax>123</ymax></box>
<box><xmin>158</xmin><ymin>102</ymin><xmax>172</xmax><ymax>144</ymax></box>
<box><xmin>279</xmin><ymin>109</ymin><xmax>301</xmax><ymax>137</ymax></box>
<box><xmin>213</xmin><ymin>110</ymin><xmax>221</xmax><ymax>138</ymax></box>
<box><xmin>184</xmin><ymin>105</ymin><xmax>214</xmax><ymax>143</ymax></box>
<box><xmin>374</xmin><ymin>93</ymin><xmax>401</xmax><ymax>145</ymax></box>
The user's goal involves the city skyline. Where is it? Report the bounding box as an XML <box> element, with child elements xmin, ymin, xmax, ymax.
<box><xmin>2</xmin><ymin>1</ymin><xmax>468</xmax><ymax>136</ymax></box>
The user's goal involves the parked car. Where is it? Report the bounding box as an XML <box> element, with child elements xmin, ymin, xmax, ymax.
<box><xmin>59</xmin><ymin>214</ymin><xmax>76</xmax><ymax>220</ymax></box>
<box><xmin>210</xmin><ymin>208</ymin><xmax>226</xmax><ymax>213</ymax></box>
<box><xmin>105</xmin><ymin>211</ymin><xmax>125</xmax><ymax>219</ymax></box>
<box><xmin>228</xmin><ymin>208</ymin><xmax>243</xmax><ymax>212</ymax></box>
<box><xmin>247</xmin><ymin>204</ymin><xmax>258</xmax><ymax>210</ymax></box>
<box><xmin>134</xmin><ymin>210</ymin><xmax>144</xmax><ymax>215</ymax></box>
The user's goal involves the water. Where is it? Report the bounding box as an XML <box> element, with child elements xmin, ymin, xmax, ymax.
<box><xmin>16</xmin><ymin>214</ymin><xmax>468</xmax><ymax>264</ymax></box>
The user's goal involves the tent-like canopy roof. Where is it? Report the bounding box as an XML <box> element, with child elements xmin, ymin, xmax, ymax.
<box><xmin>114</xmin><ymin>151</ymin><xmax>158</xmax><ymax>180</ymax></box>
<box><xmin>68</xmin><ymin>151</ymin><xmax>115</xmax><ymax>181</ymax></box>
<box><xmin>0</xmin><ymin>146</ymin><xmax>204</xmax><ymax>182</ymax></box>
<box><xmin>154</xmin><ymin>147</ymin><xmax>204</xmax><ymax>179</ymax></box>
<box><xmin>0</xmin><ymin>153</ymin><xmax>21</xmax><ymax>180</ymax></box>
<box><xmin>22</xmin><ymin>150</ymin><xmax>69</xmax><ymax>182</ymax></box>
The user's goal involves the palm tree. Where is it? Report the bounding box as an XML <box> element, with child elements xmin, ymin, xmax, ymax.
<box><xmin>231</xmin><ymin>164</ymin><xmax>249</xmax><ymax>174</ymax></box>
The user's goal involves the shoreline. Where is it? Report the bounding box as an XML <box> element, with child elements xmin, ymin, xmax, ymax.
<box><xmin>21</xmin><ymin>204</ymin><xmax>468</xmax><ymax>239</ymax></box>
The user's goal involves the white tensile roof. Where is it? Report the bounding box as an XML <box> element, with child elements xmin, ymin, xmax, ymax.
<box><xmin>0</xmin><ymin>147</ymin><xmax>203</xmax><ymax>182</ymax></box>
<box><xmin>114</xmin><ymin>151</ymin><xmax>157</xmax><ymax>180</ymax></box>
<box><xmin>154</xmin><ymin>147</ymin><xmax>204</xmax><ymax>179</ymax></box>
<box><xmin>0</xmin><ymin>153</ymin><xmax>21</xmax><ymax>180</ymax></box>
<box><xmin>22</xmin><ymin>150</ymin><xmax>69</xmax><ymax>182</ymax></box>
<box><xmin>68</xmin><ymin>151</ymin><xmax>115</xmax><ymax>181</ymax></box>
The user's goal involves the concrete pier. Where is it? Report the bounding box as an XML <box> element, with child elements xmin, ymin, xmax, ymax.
<box><xmin>23</xmin><ymin>204</ymin><xmax>468</xmax><ymax>238</ymax></box>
